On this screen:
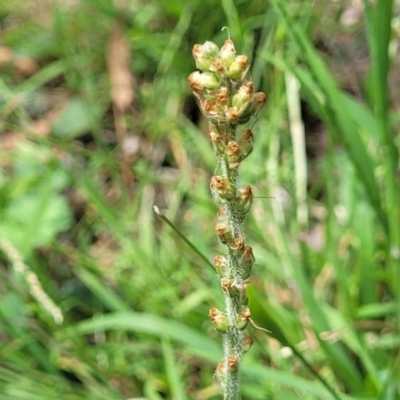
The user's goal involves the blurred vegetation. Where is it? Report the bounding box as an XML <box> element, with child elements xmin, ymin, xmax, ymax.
<box><xmin>0</xmin><ymin>0</ymin><xmax>399</xmax><ymax>399</ymax></box>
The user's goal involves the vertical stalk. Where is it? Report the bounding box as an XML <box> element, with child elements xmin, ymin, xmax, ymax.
<box><xmin>285</xmin><ymin>72</ymin><xmax>308</xmax><ymax>229</ymax></box>
<box><xmin>188</xmin><ymin>38</ymin><xmax>266</xmax><ymax>399</ymax></box>
<box><xmin>363</xmin><ymin>0</ymin><xmax>400</xmax><ymax>328</ymax></box>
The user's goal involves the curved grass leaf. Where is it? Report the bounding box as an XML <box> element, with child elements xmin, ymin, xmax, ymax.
<box><xmin>66</xmin><ymin>311</ymin><xmax>354</xmax><ymax>398</ymax></box>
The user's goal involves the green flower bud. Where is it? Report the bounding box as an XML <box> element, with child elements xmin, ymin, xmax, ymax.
<box><xmin>225</xmin><ymin>280</ymin><xmax>248</xmax><ymax>300</ymax></box>
<box><xmin>241</xmin><ymin>335</ymin><xmax>254</xmax><ymax>353</ymax></box>
<box><xmin>226</xmin><ymin>137</ymin><xmax>253</xmax><ymax>169</ymax></box>
<box><xmin>236</xmin><ymin>185</ymin><xmax>253</xmax><ymax>215</ymax></box>
<box><xmin>226</xmin><ymin>140</ymin><xmax>240</xmax><ymax>166</ymax></box>
<box><xmin>232</xmin><ymin>81</ymin><xmax>253</xmax><ymax>109</ymax></box>
<box><xmin>230</xmin><ymin>235</ymin><xmax>245</xmax><ymax>253</ymax></box>
<box><xmin>188</xmin><ymin>71</ymin><xmax>220</xmax><ymax>92</ymax></box>
<box><xmin>252</xmin><ymin>92</ymin><xmax>267</xmax><ymax>113</ymax></box>
<box><xmin>237</xmin><ymin>92</ymin><xmax>267</xmax><ymax>124</ymax></box>
<box><xmin>214</xmin><ymin>362</ymin><xmax>226</xmax><ymax>383</ymax></box>
<box><xmin>192</xmin><ymin>41</ymin><xmax>219</xmax><ymax>71</ymax></box>
<box><xmin>228</xmin><ymin>55</ymin><xmax>249</xmax><ymax>80</ymax></box>
<box><xmin>227</xmin><ymin>355</ymin><xmax>239</xmax><ymax>372</ymax></box>
<box><xmin>202</xmin><ymin>99</ymin><xmax>220</xmax><ymax>118</ymax></box>
<box><xmin>210</xmin><ymin>131</ymin><xmax>226</xmax><ymax>156</ymax></box>
<box><xmin>188</xmin><ymin>71</ymin><xmax>202</xmax><ymax>96</ymax></box>
<box><xmin>215</xmin><ymin>222</ymin><xmax>233</xmax><ymax>244</ymax></box>
<box><xmin>200</xmin><ymin>72</ymin><xmax>220</xmax><ymax>89</ymax></box>
<box><xmin>238</xmin><ymin>129</ymin><xmax>254</xmax><ymax>159</ymax></box>
<box><xmin>217</xmin><ymin>206</ymin><xmax>228</xmax><ymax>221</ymax></box>
<box><xmin>215</xmin><ymin>86</ymin><xmax>229</xmax><ymax>107</ymax></box>
<box><xmin>210</xmin><ymin>59</ymin><xmax>228</xmax><ymax>77</ymax></box>
<box><xmin>219</xmin><ymin>39</ymin><xmax>236</xmax><ymax>69</ymax></box>
<box><xmin>210</xmin><ymin>176</ymin><xmax>236</xmax><ymax>200</ymax></box>
<box><xmin>214</xmin><ymin>255</ymin><xmax>228</xmax><ymax>276</ymax></box>
<box><xmin>238</xmin><ymin>245</ymin><xmax>255</xmax><ymax>280</ymax></box>
<box><xmin>214</xmin><ymin>356</ymin><xmax>239</xmax><ymax>381</ymax></box>
<box><xmin>209</xmin><ymin>308</ymin><xmax>229</xmax><ymax>332</ymax></box>
<box><xmin>221</xmin><ymin>277</ymin><xmax>234</xmax><ymax>292</ymax></box>
<box><xmin>226</xmin><ymin>106</ymin><xmax>240</xmax><ymax>122</ymax></box>
<box><xmin>236</xmin><ymin>306</ymin><xmax>251</xmax><ymax>330</ymax></box>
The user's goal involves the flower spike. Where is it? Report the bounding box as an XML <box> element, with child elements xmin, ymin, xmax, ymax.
<box><xmin>189</xmin><ymin>37</ymin><xmax>266</xmax><ymax>400</ymax></box>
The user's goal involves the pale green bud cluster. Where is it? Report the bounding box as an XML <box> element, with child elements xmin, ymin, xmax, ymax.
<box><xmin>188</xmin><ymin>39</ymin><xmax>266</xmax><ymax>125</ymax></box>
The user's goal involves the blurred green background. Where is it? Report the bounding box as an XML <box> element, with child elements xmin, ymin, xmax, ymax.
<box><xmin>0</xmin><ymin>0</ymin><xmax>399</xmax><ymax>399</ymax></box>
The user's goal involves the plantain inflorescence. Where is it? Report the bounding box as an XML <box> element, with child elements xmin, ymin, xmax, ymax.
<box><xmin>189</xmin><ymin>37</ymin><xmax>266</xmax><ymax>399</ymax></box>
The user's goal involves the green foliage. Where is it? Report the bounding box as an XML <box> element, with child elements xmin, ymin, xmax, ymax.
<box><xmin>0</xmin><ymin>0</ymin><xmax>399</xmax><ymax>399</ymax></box>
<box><xmin>1</xmin><ymin>141</ymin><xmax>73</xmax><ymax>255</ymax></box>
